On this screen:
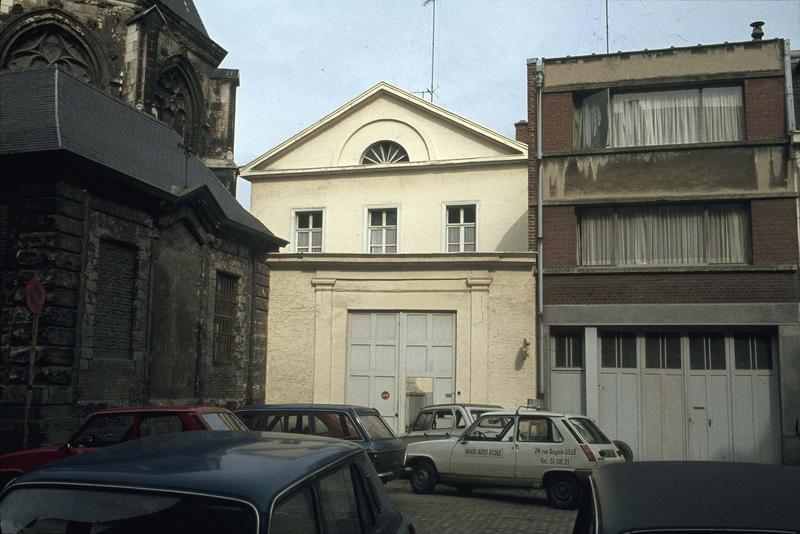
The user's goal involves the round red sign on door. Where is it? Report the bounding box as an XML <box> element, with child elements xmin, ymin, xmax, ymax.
<box><xmin>380</xmin><ymin>391</ymin><xmax>390</xmax><ymax>400</ymax></box>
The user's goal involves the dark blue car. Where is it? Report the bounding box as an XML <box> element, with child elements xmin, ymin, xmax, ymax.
<box><xmin>236</xmin><ymin>404</ymin><xmax>407</xmax><ymax>482</ymax></box>
<box><xmin>0</xmin><ymin>431</ymin><xmax>414</xmax><ymax>534</ymax></box>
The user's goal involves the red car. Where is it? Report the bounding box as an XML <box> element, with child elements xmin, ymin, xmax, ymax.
<box><xmin>0</xmin><ymin>405</ymin><xmax>246</xmax><ymax>488</ymax></box>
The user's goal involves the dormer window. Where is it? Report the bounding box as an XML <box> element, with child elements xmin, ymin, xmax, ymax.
<box><xmin>361</xmin><ymin>141</ymin><xmax>409</xmax><ymax>164</ymax></box>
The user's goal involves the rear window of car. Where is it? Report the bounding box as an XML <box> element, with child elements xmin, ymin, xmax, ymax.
<box><xmin>202</xmin><ymin>412</ymin><xmax>246</xmax><ymax>431</ymax></box>
<box><xmin>0</xmin><ymin>487</ymin><xmax>257</xmax><ymax>534</ymax></box>
<box><xmin>357</xmin><ymin>414</ymin><xmax>396</xmax><ymax>440</ymax></box>
<box><xmin>569</xmin><ymin>417</ymin><xmax>612</xmax><ymax>444</ymax></box>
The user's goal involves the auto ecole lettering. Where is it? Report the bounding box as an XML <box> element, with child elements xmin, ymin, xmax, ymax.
<box><xmin>464</xmin><ymin>447</ymin><xmax>503</xmax><ymax>458</ymax></box>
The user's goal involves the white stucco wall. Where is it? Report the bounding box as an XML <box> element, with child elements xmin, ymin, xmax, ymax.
<box><xmin>250</xmin><ymin>163</ymin><xmax>528</xmax><ymax>253</ymax></box>
<box><xmin>264</xmin><ymin>255</ymin><xmax>537</xmax><ymax>416</ymax></box>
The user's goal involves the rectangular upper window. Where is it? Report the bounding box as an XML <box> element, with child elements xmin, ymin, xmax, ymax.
<box><xmin>213</xmin><ymin>271</ymin><xmax>238</xmax><ymax>365</ymax></box>
<box><xmin>579</xmin><ymin>203</ymin><xmax>750</xmax><ymax>267</ymax></box>
<box><xmin>553</xmin><ymin>332</ymin><xmax>584</xmax><ymax>369</ymax></box>
<box><xmin>574</xmin><ymin>86</ymin><xmax>744</xmax><ymax>149</ymax></box>
<box><xmin>295</xmin><ymin>210</ymin><xmax>323</xmax><ymax>253</ymax></box>
<box><xmin>368</xmin><ymin>208</ymin><xmax>397</xmax><ymax>253</ymax></box>
<box><xmin>446</xmin><ymin>204</ymin><xmax>476</xmax><ymax>252</ymax></box>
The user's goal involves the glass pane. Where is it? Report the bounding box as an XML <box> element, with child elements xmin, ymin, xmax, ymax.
<box><xmin>447</xmin><ymin>244</ymin><xmax>460</xmax><ymax>252</ymax></box>
<box><xmin>0</xmin><ymin>487</ymin><xmax>257</xmax><ymax>534</ymax></box>
<box><xmin>555</xmin><ymin>336</ymin><xmax>567</xmax><ymax>368</ymax></box>
<box><xmin>297</xmin><ymin>213</ymin><xmax>309</xmax><ymax>229</ymax></box>
<box><xmin>571</xmin><ymin>335</ymin><xmax>584</xmax><ymax>368</ymax></box>
<box><xmin>385</xmin><ymin>245</ymin><xmax>397</xmax><ymax>253</ymax></box>
<box><xmin>734</xmin><ymin>335</ymin><xmax>751</xmax><ymax>370</ymax></box>
<box><xmin>370</xmin><ymin>229</ymin><xmax>383</xmax><ymax>246</ymax></box>
<box><xmin>464</xmin><ymin>226</ymin><xmax>476</xmax><ymax>243</ymax></box>
<box><xmin>664</xmin><ymin>334</ymin><xmax>681</xmax><ymax>369</ymax></box>
<box><xmin>271</xmin><ymin>488</ymin><xmax>318</xmax><ymax>533</ymax></box>
<box><xmin>311</xmin><ymin>230</ymin><xmax>322</xmax><ymax>247</ymax></box>
<box><xmin>689</xmin><ymin>335</ymin><xmax>705</xmax><ymax>370</ymax></box>
<box><xmin>319</xmin><ymin>467</ymin><xmax>360</xmax><ymax>534</ymax></box>
<box><xmin>601</xmin><ymin>335</ymin><xmax>616</xmax><ymax>368</ymax></box>
<box><xmin>71</xmin><ymin>415</ymin><xmax>135</xmax><ymax>448</ymax></box>
<box><xmin>370</xmin><ymin>210</ymin><xmax>383</xmax><ymax>226</ymax></box>
<box><xmin>370</xmin><ymin>246</ymin><xmax>382</xmax><ymax>254</ymax></box>
<box><xmin>433</xmin><ymin>411</ymin><xmax>454</xmax><ymax>430</ymax></box>
<box><xmin>385</xmin><ymin>229</ymin><xmax>397</xmax><ymax>246</ymax></box>
<box><xmin>359</xmin><ymin>414</ymin><xmax>395</xmax><ymax>439</ymax></box>
<box><xmin>754</xmin><ymin>335</ymin><xmax>772</xmax><ymax>370</ymax></box>
<box><xmin>709</xmin><ymin>334</ymin><xmax>726</xmax><ymax>370</ymax></box>
<box><xmin>447</xmin><ymin>227</ymin><xmax>460</xmax><ymax>247</ymax></box>
<box><xmin>386</xmin><ymin>209</ymin><xmax>397</xmax><ymax>225</ymax></box>
<box><xmin>620</xmin><ymin>334</ymin><xmax>637</xmax><ymax>368</ymax></box>
<box><xmin>311</xmin><ymin>212</ymin><xmax>322</xmax><ymax>228</ymax></box>
<box><xmin>463</xmin><ymin>206</ymin><xmax>476</xmax><ymax>223</ymax></box>
<box><xmin>447</xmin><ymin>207</ymin><xmax>460</xmax><ymax>224</ymax></box>
<box><xmin>645</xmin><ymin>334</ymin><xmax>661</xmax><ymax>368</ymax></box>
<box><xmin>297</xmin><ymin>232</ymin><xmax>309</xmax><ymax>249</ymax></box>
<box><xmin>464</xmin><ymin>243</ymin><xmax>476</xmax><ymax>252</ymax></box>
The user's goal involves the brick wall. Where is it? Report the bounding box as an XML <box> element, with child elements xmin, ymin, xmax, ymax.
<box><xmin>527</xmin><ymin>62</ymin><xmax>539</xmax><ymax>250</ymax></box>
<box><xmin>751</xmin><ymin>198</ymin><xmax>799</xmax><ymax>264</ymax></box>
<box><xmin>545</xmin><ymin>271</ymin><xmax>798</xmax><ymax>305</ymax></box>
<box><xmin>542</xmin><ymin>92</ymin><xmax>573</xmax><ymax>153</ymax></box>
<box><xmin>744</xmin><ymin>77</ymin><xmax>786</xmax><ymax>140</ymax></box>
<box><xmin>543</xmin><ymin>206</ymin><xmax>577</xmax><ymax>268</ymax></box>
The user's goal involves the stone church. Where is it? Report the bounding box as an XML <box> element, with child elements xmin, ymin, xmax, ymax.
<box><xmin>0</xmin><ymin>0</ymin><xmax>286</xmax><ymax>453</ymax></box>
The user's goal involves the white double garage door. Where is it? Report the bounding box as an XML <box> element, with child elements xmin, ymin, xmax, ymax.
<box><xmin>346</xmin><ymin>312</ymin><xmax>456</xmax><ymax>432</ymax></box>
<box><xmin>552</xmin><ymin>331</ymin><xmax>781</xmax><ymax>464</ymax></box>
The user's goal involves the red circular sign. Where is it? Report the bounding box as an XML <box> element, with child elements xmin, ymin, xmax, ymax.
<box><xmin>380</xmin><ymin>391</ymin><xmax>390</xmax><ymax>400</ymax></box>
<box><xmin>25</xmin><ymin>277</ymin><xmax>46</xmax><ymax>315</ymax></box>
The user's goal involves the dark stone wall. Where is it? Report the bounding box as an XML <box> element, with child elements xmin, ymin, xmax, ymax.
<box><xmin>0</xmin><ymin>180</ymin><xmax>269</xmax><ymax>453</ymax></box>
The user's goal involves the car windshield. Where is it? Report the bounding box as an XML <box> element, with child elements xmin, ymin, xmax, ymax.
<box><xmin>358</xmin><ymin>414</ymin><xmax>396</xmax><ymax>440</ymax></box>
<box><xmin>202</xmin><ymin>412</ymin><xmax>246</xmax><ymax>431</ymax></box>
<box><xmin>569</xmin><ymin>417</ymin><xmax>612</xmax><ymax>444</ymax></box>
<box><xmin>0</xmin><ymin>487</ymin><xmax>257</xmax><ymax>534</ymax></box>
<box><xmin>70</xmin><ymin>414</ymin><xmax>135</xmax><ymax>448</ymax></box>
<box><xmin>463</xmin><ymin>414</ymin><xmax>515</xmax><ymax>441</ymax></box>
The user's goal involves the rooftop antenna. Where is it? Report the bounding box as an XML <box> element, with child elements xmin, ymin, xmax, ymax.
<box><xmin>605</xmin><ymin>0</ymin><xmax>609</xmax><ymax>53</ymax></box>
<box><xmin>421</xmin><ymin>0</ymin><xmax>437</xmax><ymax>102</ymax></box>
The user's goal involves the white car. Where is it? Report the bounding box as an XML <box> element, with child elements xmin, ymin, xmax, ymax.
<box><xmin>404</xmin><ymin>409</ymin><xmax>624</xmax><ymax>508</ymax></box>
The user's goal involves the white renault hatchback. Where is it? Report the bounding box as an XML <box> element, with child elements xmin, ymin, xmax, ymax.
<box><xmin>403</xmin><ymin>409</ymin><xmax>624</xmax><ymax>508</ymax></box>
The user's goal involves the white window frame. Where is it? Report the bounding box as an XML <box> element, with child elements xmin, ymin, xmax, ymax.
<box><xmin>363</xmin><ymin>204</ymin><xmax>400</xmax><ymax>254</ymax></box>
<box><xmin>442</xmin><ymin>201</ymin><xmax>479</xmax><ymax>253</ymax></box>
<box><xmin>290</xmin><ymin>207</ymin><xmax>326</xmax><ymax>253</ymax></box>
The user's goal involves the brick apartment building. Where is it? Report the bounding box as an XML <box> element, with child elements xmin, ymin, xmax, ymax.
<box><xmin>526</xmin><ymin>35</ymin><xmax>800</xmax><ymax>464</ymax></box>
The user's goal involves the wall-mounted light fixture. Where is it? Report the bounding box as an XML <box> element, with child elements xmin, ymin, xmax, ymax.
<box><xmin>521</xmin><ymin>338</ymin><xmax>530</xmax><ymax>359</ymax></box>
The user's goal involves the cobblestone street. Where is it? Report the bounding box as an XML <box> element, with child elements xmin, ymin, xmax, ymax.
<box><xmin>386</xmin><ymin>481</ymin><xmax>577</xmax><ymax>533</ymax></box>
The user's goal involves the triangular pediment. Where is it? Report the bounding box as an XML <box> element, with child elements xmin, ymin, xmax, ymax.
<box><xmin>241</xmin><ymin>82</ymin><xmax>526</xmax><ymax>176</ymax></box>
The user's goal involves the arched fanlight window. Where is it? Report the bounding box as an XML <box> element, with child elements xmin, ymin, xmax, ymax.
<box><xmin>361</xmin><ymin>141</ymin><xmax>409</xmax><ymax>164</ymax></box>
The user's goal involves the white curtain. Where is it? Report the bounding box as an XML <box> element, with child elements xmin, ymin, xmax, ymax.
<box><xmin>580</xmin><ymin>208</ymin><xmax>616</xmax><ymax>265</ymax></box>
<box><xmin>702</xmin><ymin>87</ymin><xmax>743</xmax><ymax>142</ymax></box>
<box><xmin>706</xmin><ymin>203</ymin><xmax>750</xmax><ymax>263</ymax></box>
<box><xmin>612</xmin><ymin>89</ymin><xmax>701</xmax><ymax>147</ymax></box>
<box><xmin>580</xmin><ymin>204</ymin><xmax>749</xmax><ymax>266</ymax></box>
<box><xmin>575</xmin><ymin>90</ymin><xmax>608</xmax><ymax>148</ymax></box>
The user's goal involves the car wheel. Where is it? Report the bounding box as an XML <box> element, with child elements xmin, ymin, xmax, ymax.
<box><xmin>613</xmin><ymin>439</ymin><xmax>633</xmax><ymax>462</ymax></box>
<box><xmin>409</xmin><ymin>460</ymin><xmax>437</xmax><ymax>494</ymax></box>
<box><xmin>545</xmin><ymin>474</ymin><xmax>583</xmax><ymax>509</ymax></box>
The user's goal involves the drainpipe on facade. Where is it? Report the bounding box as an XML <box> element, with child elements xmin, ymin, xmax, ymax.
<box><xmin>534</xmin><ymin>60</ymin><xmax>545</xmax><ymax>400</ymax></box>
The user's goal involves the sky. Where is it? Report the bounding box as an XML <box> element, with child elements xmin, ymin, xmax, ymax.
<box><xmin>193</xmin><ymin>0</ymin><xmax>800</xmax><ymax>208</ymax></box>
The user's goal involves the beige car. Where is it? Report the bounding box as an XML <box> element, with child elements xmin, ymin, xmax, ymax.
<box><xmin>404</xmin><ymin>409</ymin><xmax>625</xmax><ymax>509</ymax></box>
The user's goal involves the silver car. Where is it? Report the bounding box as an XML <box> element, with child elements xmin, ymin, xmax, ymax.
<box><xmin>401</xmin><ymin>404</ymin><xmax>502</xmax><ymax>445</ymax></box>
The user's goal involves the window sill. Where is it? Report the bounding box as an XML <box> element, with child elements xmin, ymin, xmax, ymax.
<box><xmin>545</xmin><ymin>264</ymin><xmax>798</xmax><ymax>275</ymax></box>
<box><xmin>543</xmin><ymin>137</ymin><xmax>788</xmax><ymax>158</ymax></box>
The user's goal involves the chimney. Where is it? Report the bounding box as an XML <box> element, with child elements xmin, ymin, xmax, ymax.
<box><xmin>514</xmin><ymin>120</ymin><xmax>529</xmax><ymax>145</ymax></box>
<box><xmin>750</xmin><ymin>21</ymin><xmax>764</xmax><ymax>41</ymax></box>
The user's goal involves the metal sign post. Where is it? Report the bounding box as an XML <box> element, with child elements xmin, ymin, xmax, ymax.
<box><xmin>22</xmin><ymin>277</ymin><xmax>46</xmax><ymax>449</ymax></box>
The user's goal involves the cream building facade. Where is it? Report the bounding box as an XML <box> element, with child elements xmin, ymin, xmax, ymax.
<box><xmin>242</xmin><ymin>83</ymin><xmax>536</xmax><ymax>431</ymax></box>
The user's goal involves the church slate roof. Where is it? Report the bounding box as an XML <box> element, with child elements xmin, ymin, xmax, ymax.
<box><xmin>0</xmin><ymin>67</ymin><xmax>286</xmax><ymax>249</ymax></box>
<box><xmin>155</xmin><ymin>0</ymin><xmax>208</xmax><ymax>36</ymax></box>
